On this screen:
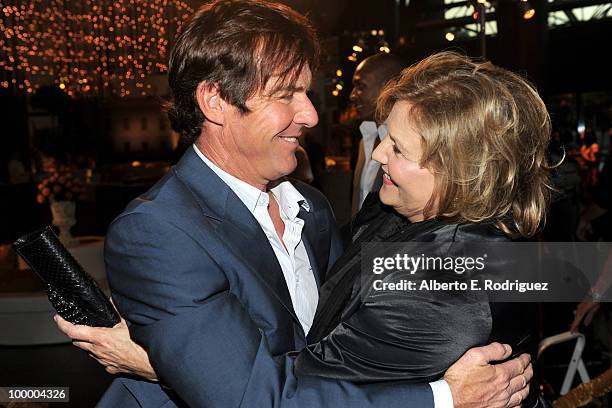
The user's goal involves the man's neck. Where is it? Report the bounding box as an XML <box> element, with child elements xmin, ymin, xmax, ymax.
<box><xmin>195</xmin><ymin>138</ymin><xmax>269</xmax><ymax>191</ymax></box>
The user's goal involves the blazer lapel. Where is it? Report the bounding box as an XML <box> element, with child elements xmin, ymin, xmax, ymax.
<box><xmin>298</xmin><ymin>206</ymin><xmax>325</xmax><ymax>288</ymax></box>
<box><xmin>216</xmin><ymin>195</ymin><xmax>299</xmax><ymax>323</ymax></box>
<box><xmin>173</xmin><ymin>148</ymin><xmax>299</xmax><ymax>324</ymax></box>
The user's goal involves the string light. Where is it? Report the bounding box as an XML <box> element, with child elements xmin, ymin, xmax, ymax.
<box><xmin>520</xmin><ymin>0</ymin><xmax>536</xmax><ymax>19</ymax></box>
<box><xmin>0</xmin><ymin>1</ymin><xmax>193</xmax><ymax>97</ymax></box>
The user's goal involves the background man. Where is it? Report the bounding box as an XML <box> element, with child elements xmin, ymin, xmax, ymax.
<box><xmin>350</xmin><ymin>53</ymin><xmax>404</xmax><ymax>216</ymax></box>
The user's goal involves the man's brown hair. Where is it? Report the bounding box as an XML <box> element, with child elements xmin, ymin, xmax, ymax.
<box><xmin>167</xmin><ymin>0</ymin><xmax>319</xmax><ymax>144</ymax></box>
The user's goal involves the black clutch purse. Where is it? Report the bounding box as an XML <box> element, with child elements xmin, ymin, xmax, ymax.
<box><xmin>12</xmin><ymin>226</ymin><xmax>120</xmax><ymax>327</ymax></box>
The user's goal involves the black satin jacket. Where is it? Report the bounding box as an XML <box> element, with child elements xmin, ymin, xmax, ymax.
<box><xmin>295</xmin><ymin>195</ymin><xmax>540</xmax><ymax>406</ymax></box>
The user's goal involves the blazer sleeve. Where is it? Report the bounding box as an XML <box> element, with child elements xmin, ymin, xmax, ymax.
<box><xmin>105</xmin><ymin>212</ymin><xmax>434</xmax><ymax>408</ymax></box>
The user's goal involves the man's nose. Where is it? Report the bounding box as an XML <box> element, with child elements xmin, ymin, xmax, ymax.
<box><xmin>349</xmin><ymin>87</ymin><xmax>358</xmax><ymax>103</ymax></box>
<box><xmin>295</xmin><ymin>95</ymin><xmax>319</xmax><ymax>128</ymax></box>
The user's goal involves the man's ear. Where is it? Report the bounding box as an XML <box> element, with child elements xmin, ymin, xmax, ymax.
<box><xmin>195</xmin><ymin>82</ymin><xmax>225</xmax><ymax>126</ymax></box>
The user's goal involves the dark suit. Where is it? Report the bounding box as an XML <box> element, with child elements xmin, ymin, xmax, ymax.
<box><xmin>98</xmin><ymin>147</ymin><xmax>434</xmax><ymax>407</ymax></box>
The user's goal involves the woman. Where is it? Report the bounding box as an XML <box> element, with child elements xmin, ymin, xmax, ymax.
<box><xmin>59</xmin><ymin>52</ymin><xmax>550</xmax><ymax>405</ymax></box>
<box><xmin>294</xmin><ymin>53</ymin><xmax>551</xmax><ymax>407</ymax></box>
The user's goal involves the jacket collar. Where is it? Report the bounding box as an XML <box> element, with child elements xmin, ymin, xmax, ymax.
<box><xmin>172</xmin><ymin>147</ymin><xmax>309</xmax><ymax>327</ymax></box>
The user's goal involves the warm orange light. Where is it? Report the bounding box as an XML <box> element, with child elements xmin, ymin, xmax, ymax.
<box><xmin>325</xmin><ymin>158</ymin><xmax>337</xmax><ymax>167</ymax></box>
<box><xmin>523</xmin><ymin>8</ymin><xmax>535</xmax><ymax>19</ymax></box>
<box><xmin>0</xmin><ymin>1</ymin><xmax>193</xmax><ymax>96</ymax></box>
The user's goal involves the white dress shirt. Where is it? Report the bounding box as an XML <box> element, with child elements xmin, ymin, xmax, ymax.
<box><xmin>358</xmin><ymin>121</ymin><xmax>387</xmax><ymax>210</ymax></box>
<box><xmin>193</xmin><ymin>145</ymin><xmax>318</xmax><ymax>335</ymax></box>
<box><xmin>193</xmin><ymin>144</ymin><xmax>453</xmax><ymax>407</ymax></box>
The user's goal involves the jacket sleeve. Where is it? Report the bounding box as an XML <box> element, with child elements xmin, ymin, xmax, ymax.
<box><xmin>105</xmin><ymin>212</ymin><xmax>434</xmax><ymax>408</ymax></box>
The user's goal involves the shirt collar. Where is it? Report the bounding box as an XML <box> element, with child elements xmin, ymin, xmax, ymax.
<box><xmin>192</xmin><ymin>144</ymin><xmax>309</xmax><ymax>218</ymax></box>
<box><xmin>270</xmin><ymin>181</ymin><xmax>310</xmax><ymax>220</ymax></box>
<box><xmin>359</xmin><ymin>121</ymin><xmax>387</xmax><ymax>141</ymax></box>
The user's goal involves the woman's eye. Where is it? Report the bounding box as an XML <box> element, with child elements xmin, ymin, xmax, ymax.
<box><xmin>392</xmin><ymin>144</ymin><xmax>402</xmax><ymax>155</ymax></box>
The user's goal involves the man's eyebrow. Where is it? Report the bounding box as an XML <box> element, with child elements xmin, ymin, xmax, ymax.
<box><xmin>284</xmin><ymin>85</ymin><xmax>308</xmax><ymax>92</ymax></box>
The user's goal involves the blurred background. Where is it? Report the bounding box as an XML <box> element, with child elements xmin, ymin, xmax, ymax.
<box><xmin>1</xmin><ymin>0</ymin><xmax>611</xmax><ymax>406</ymax></box>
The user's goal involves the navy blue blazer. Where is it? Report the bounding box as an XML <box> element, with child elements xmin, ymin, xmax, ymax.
<box><xmin>98</xmin><ymin>147</ymin><xmax>434</xmax><ymax>407</ymax></box>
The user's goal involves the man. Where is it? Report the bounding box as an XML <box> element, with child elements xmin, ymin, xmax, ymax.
<box><xmin>57</xmin><ymin>1</ymin><xmax>532</xmax><ymax>407</ymax></box>
<box><xmin>350</xmin><ymin>53</ymin><xmax>404</xmax><ymax>216</ymax></box>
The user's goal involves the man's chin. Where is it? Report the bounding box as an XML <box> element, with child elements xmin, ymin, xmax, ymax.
<box><xmin>357</xmin><ymin>110</ymin><xmax>375</xmax><ymax>122</ymax></box>
<box><xmin>273</xmin><ymin>159</ymin><xmax>298</xmax><ymax>180</ymax></box>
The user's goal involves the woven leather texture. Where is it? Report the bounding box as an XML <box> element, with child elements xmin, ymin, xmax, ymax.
<box><xmin>13</xmin><ymin>226</ymin><xmax>120</xmax><ymax>327</ymax></box>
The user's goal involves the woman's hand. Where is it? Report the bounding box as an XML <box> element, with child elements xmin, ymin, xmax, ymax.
<box><xmin>570</xmin><ymin>300</ymin><xmax>601</xmax><ymax>333</ymax></box>
<box><xmin>576</xmin><ymin>218</ymin><xmax>592</xmax><ymax>241</ymax></box>
<box><xmin>54</xmin><ymin>314</ymin><xmax>158</xmax><ymax>382</ymax></box>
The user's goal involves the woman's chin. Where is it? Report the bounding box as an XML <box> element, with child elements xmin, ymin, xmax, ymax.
<box><xmin>378</xmin><ymin>189</ymin><xmax>392</xmax><ymax>206</ymax></box>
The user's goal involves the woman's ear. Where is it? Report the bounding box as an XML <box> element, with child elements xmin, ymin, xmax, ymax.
<box><xmin>195</xmin><ymin>82</ymin><xmax>225</xmax><ymax>126</ymax></box>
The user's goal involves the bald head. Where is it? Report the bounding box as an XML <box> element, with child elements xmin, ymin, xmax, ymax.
<box><xmin>350</xmin><ymin>53</ymin><xmax>404</xmax><ymax>121</ymax></box>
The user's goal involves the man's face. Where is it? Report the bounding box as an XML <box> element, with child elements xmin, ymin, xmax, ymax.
<box><xmin>222</xmin><ymin>66</ymin><xmax>318</xmax><ymax>188</ymax></box>
<box><xmin>350</xmin><ymin>60</ymin><xmax>384</xmax><ymax>122</ymax></box>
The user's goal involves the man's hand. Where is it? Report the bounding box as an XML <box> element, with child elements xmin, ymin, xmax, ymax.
<box><xmin>54</xmin><ymin>314</ymin><xmax>158</xmax><ymax>382</ymax></box>
<box><xmin>444</xmin><ymin>342</ymin><xmax>532</xmax><ymax>408</ymax></box>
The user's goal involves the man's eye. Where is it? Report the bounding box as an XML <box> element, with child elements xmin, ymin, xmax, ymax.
<box><xmin>279</xmin><ymin>93</ymin><xmax>294</xmax><ymax>101</ymax></box>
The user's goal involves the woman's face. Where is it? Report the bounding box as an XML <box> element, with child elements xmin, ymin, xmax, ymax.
<box><xmin>372</xmin><ymin>101</ymin><xmax>436</xmax><ymax>221</ymax></box>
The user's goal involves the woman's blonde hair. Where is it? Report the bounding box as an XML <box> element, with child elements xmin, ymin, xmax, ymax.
<box><xmin>377</xmin><ymin>51</ymin><xmax>552</xmax><ymax>238</ymax></box>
